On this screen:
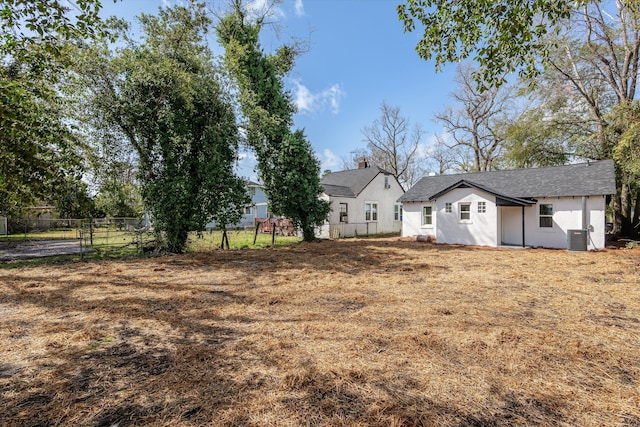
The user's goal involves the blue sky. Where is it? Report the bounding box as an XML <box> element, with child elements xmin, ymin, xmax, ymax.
<box><xmin>99</xmin><ymin>0</ymin><xmax>458</xmax><ymax>178</ymax></box>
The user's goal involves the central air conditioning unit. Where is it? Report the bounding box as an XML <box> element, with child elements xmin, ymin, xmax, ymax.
<box><xmin>567</xmin><ymin>229</ymin><xmax>588</xmax><ymax>251</ymax></box>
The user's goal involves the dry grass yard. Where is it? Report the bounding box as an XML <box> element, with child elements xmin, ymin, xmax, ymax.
<box><xmin>1</xmin><ymin>238</ymin><xmax>639</xmax><ymax>426</ymax></box>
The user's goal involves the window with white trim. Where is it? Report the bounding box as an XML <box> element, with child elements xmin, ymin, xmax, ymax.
<box><xmin>539</xmin><ymin>204</ymin><xmax>553</xmax><ymax>228</ymax></box>
<box><xmin>422</xmin><ymin>206</ymin><xmax>433</xmax><ymax>225</ymax></box>
<box><xmin>244</xmin><ymin>206</ymin><xmax>252</xmax><ymax>215</ymax></box>
<box><xmin>477</xmin><ymin>201</ymin><xmax>486</xmax><ymax>213</ymax></box>
<box><xmin>365</xmin><ymin>202</ymin><xmax>378</xmax><ymax>221</ymax></box>
<box><xmin>394</xmin><ymin>203</ymin><xmax>403</xmax><ymax>221</ymax></box>
<box><xmin>445</xmin><ymin>202</ymin><xmax>452</xmax><ymax>213</ymax></box>
<box><xmin>460</xmin><ymin>203</ymin><xmax>471</xmax><ymax>221</ymax></box>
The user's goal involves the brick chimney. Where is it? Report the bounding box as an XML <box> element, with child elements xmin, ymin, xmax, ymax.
<box><xmin>358</xmin><ymin>160</ymin><xmax>369</xmax><ymax>169</ymax></box>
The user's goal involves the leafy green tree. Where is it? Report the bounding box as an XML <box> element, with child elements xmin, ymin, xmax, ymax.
<box><xmin>86</xmin><ymin>139</ymin><xmax>143</xmax><ymax>218</ymax></box>
<box><xmin>397</xmin><ymin>0</ymin><xmax>578</xmax><ymax>89</ymax></box>
<box><xmin>0</xmin><ymin>0</ymin><xmax>107</xmax><ymax>215</ymax></box>
<box><xmin>502</xmin><ymin>108</ymin><xmax>571</xmax><ymax>169</ymax></box>
<box><xmin>268</xmin><ymin>130</ymin><xmax>330</xmax><ymax>241</ymax></box>
<box><xmin>55</xmin><ymin>177</ymin><xmax>96</xmax><ymax>219</ymax></box>
<box><xmin>522</xmin><ymin>1</ymin><xmax>640</xmax><ymax>235</ymax></box>
<box><xmin>0</xmin><ymin>66</ymin><xmax>83</xmax><ymax>215</ymax></box>
<box><xmin>606</xmin><ymin>102</ymin><xmax>640</xmax><ymax>231</ymax></box>
<box><xmin>399</xmin><ymin>0</ymin><xmax>640</xmax><ymax>235</ymax></box>
<box><xmin>80</xmin><ymin>4</ymin><xmax>247</xmax><ymax>252</ymax></box>
<box><xmin>93</xmin><ymin>175</ymin><xmax>143</xmax><ymax>219</ymax></box>
<box><xmin>217</xmin><ymin>1</ymin><xmax>330</xmax><ymax>241</ymax></box>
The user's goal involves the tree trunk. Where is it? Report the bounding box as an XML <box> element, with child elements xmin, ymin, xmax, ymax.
<box><xmin>614</xmin><ymin>191</ymin><xmax>622</xmax><ymax>235</ymax></box>
<box><xmin>633</xmin><ymin>189</ymin><xmax>640</xmax><ymax>238</ymax></box>
<box><xmin>614</xmin><ymin>183</ymin><xmax>638</xmax><ymax>237</ymax></box>
<box><xmin>301</xmin><ymin>223</ymin><xmax>315</xmax><ymax>242</ymax></box>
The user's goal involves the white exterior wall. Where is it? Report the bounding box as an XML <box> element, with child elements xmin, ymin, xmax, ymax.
<box><xmin>401</xmin><ymin>192</ymin><xmax>608</xmax><ymax>250</ymax></box>
<box><xmin>356</xmin><ymin>173</ymin><xmax>404</xmax><ymax>234</ymax></box>
<box><xmin>402</xmin><ymin>203</ymin><xmax>431</xmax><ymax>239</ymax></box>
<box><xmin>319</xmin><ymin>173</ymin><xmax>404</xmax><ymax>238</ymax></box>
<box><xmin>436</xmin><ymin>188</ymin><xmax>498</xmax><ymax>246</ymax></box>
<box><xmin>402</xmin><ymin>188</ymin><xmax>498</xmax><ymax>246</ymax></box>
<box><xmin>524</xmin><ymin>196</ymin><xmax>607</xmax><ymax>250</ymax></box>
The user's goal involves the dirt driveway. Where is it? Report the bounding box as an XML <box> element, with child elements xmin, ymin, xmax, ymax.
<box><xmin>0</xmin><ymin>239</ymin><xmax>91</xmax><ymax>261</ymax></box>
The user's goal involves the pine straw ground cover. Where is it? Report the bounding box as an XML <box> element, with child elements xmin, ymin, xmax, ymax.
<box><xmin>1</xmin><ymin>238</ymin><xmax>639</xmax><ymax>427</ymax></box>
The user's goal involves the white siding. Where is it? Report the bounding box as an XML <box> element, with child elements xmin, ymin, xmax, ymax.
<box><xmin>524</xmin><ymin>196</ymin><xmax>607</xmax><ymax>250</ymax></box>
<box><xmin>435</xmin><ymin>188</ymin><xmax>497</xmax><ymax>246</ymax></box>
<box><xmin>402</xmin><ymin>188</ymin><xmax>497</xmax><ymax>246</ymax></box>
<box><xmin>401</xmin><ymin>192</ymin><xmax>608</xmax><ymax>250</ymax></box>
<box><xmin>355</xmin><ymin>173</ymin><xmax>404</xmax><ymax>234</ymax></box>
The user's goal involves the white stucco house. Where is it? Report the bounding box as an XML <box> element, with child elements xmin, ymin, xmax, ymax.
<box><xmin>316</xmin><ymin>162</ymin><xmax>405</xmax><ymax>238</ymax></box>
<box><xmin>398</xmin><ymin>160</ymin><xmax>616</xmax><ymax>250</ymax></box>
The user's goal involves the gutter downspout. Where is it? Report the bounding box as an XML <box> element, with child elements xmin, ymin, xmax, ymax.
<box><xmin>582</xmin><ymin>196</ymin><xmax>596</xmax><ymax>250</ymax></box>
<box><xmin>522</xmin><ymin>206</ymin><xmax>525</xmax><ymax>248</ymax></box>
<box><xmin>581</xmin><ymin>196</ymin><xmax>588</xmax><ymax>230</ymax></box>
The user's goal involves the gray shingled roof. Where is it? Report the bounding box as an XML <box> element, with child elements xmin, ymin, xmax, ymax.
<box><xmin>398</xmin><ymin>160</ymin><xmax>616</xmax><ymax>203</ymax></box>
<box><xmin>321</xmin><ymin>166</ymin><xmax>392</xmax><ymax>198</ymax></box>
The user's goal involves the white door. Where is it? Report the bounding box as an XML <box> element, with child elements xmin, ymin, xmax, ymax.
<box><xmin>501</xmin><ymin>207</ymin><xmax>523</xmax><ymax>246</ymax></box>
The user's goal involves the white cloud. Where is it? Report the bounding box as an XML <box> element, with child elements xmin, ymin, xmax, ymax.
<box><xmin>324</xmin><ymin>84</ymin><xmax>343</xmax><ymax>114</ymax></box>
<box><xmin>294</xmin><ymin>0</ymin><xmax>305</xmax><ymax>16</ymax></box>
<box><xmin>236</xmin><ymin>151</ymin><xmax>260</xmax><ymax>182</ymax></box>
<box><xmin>293</xmin><ymin>80</ymin><xmax>345</xmax><ymax>115</ymax></box>
<box><xmin>423</xmin><ymin>131</ymin><xmax>452</xmax><ymax>153</ymax></box>
<box><xmin>245</xmin><ymin>0</ymin><xmax>286</xmax><ymax>21</ymax></box>
<box><xmin>320</xmin><ymin>149</ymin><xmax>340</xmax><ymax>171</ymax></box>
<box><xmin>294</xmin><ymin>82</ymin><xmax>315</xmax><ymax>113</ymax></box>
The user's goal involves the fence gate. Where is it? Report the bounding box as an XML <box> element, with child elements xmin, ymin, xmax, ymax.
<box><xmin>0</xmin><ymin>217</ymin><xmax>6</xmax><ymax>235</ymax></box>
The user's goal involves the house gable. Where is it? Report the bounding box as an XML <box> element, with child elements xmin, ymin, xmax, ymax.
<box><xmin>400</xmin><ymin>161</ymin><xmax>615</xmax><ymax>250</ymax></box>
<box><xmin>321</xmin><ymin>166</ymin><xmax>397</xmax><ymax>198</ymax></box>
<box><xmin>427</xmin><ymin>179</ymin><xmax>536</xmax><ymax>206</ymax></box>
<box><xmin>317</xmin><ymin>166</ymin><xmax>405</xmax><ymax>238</ymax></box>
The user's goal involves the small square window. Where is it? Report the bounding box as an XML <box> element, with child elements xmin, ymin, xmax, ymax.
<box><xmin>244</xmin><ymin>206</ymin><xmax>252</xmax><ymax>215</ymax></box>
<box><xmin>422</xmin><ymin>206</ymin><xmax>432</xmax><ymax>225</ymax></box>
<box><xmin>460</xmin><ymin>203</ymin><xmax>471</xmax><ymax>221</ymax></box>
<box><xmin>478</xmin><ymin>202</ymin><xmax>486</xmax><ymax>213</ymax></box>
<box><xmin>445</xmin><ymin>202</ymin><xmax>452</xmax><ymax>213</ymax></box>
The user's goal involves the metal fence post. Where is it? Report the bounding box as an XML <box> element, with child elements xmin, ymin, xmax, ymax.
<box><xmin>79</xmin><ymin>229</ymin><xmax>84</xmax><ymax>261</ymax></box>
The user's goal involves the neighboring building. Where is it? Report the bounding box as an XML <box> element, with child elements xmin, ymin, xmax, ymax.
<box><xmin>317</xmin><ymin>162</ymin><xmax>405</xmax><ymax>238</ymax></box>
<box><xmin>206</xmin><ymin>180</ymin><xmax>269</xmax><ymax>230</ymax></box>
<box><xmin>398</xmin><ymin>160</ymin><xmax>616</xmax><ymax>250</ymax></box>
<box><xmin>244</xmin><ymin>180</ymin><xmax>269</xmax><ymax>224</ymax></box>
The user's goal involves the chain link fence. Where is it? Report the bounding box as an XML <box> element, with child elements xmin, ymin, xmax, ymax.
<box><xmin>1</xmin><ymin>218</ymin><xmax>153</xmax><ymax>259</ymax></box>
